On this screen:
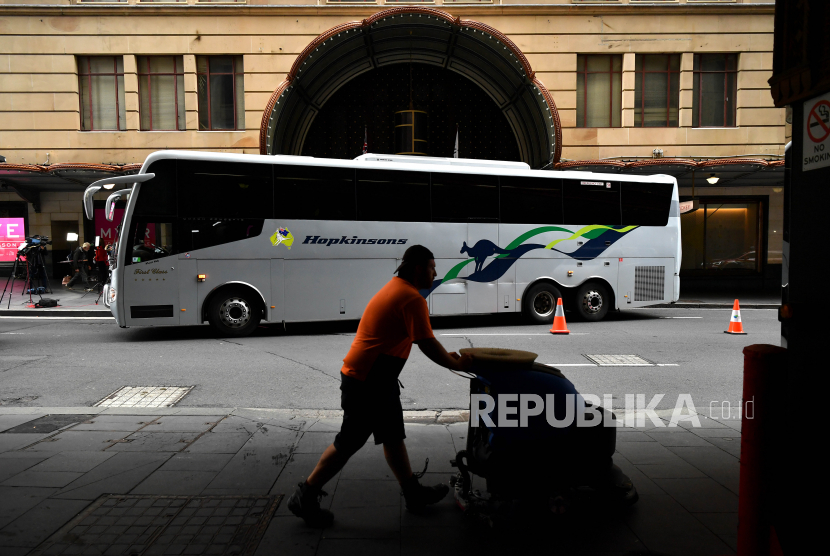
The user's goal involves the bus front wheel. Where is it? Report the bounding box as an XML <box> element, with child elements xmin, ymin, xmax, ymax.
<box><xmin>576</xmin><ymin>282</ymin><xmax>609</xmax><ymax>322</ymax></box>
<box><xmin>523</xmin><ymin>283</ymin><xmax>563</xmax><ymax>324</ymax></box>
<box><xmin>207</xmin><ymin>287</ymin><xmax>261</xmax><ymax>337</ymax></box>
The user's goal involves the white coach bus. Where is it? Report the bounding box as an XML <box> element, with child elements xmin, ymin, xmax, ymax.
<box><xmin>83</xmin><ymin>151</ymin><xmax>681</xmax><ymax>336</ymax></box>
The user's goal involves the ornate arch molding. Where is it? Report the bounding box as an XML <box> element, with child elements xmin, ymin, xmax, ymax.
<box><xmin>259</xmin><ymin>7</ymin><xmax>562</xmax><ymax>168</ymax></box>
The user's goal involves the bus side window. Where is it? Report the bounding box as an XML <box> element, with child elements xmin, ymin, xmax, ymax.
<box><xmin>563</xmin><ymin>180</ymin><xmax>621</xmax><ymax>225</ymax></box>
<box><xmin>500</xmin><ymin>176</ymin><xmax>563</xmax><ymax>224</ymax></box>
<box><xmin>356</xmin><ymin>169</ymin><xmax>430</xmax><ymax>222</ymax></box>
<box><xmin>621</xmin><ymin>182</ymin><xmax>673</xmax><ymax>226</ymax></box>
<box><xmin>276</xmin><ymin>166</ymin><xmax>355</xmax><ymax>221</ymax></box>
<box><xmin>178</xmin><ymin>160</ymin><xmax>272</xmax><ymax>219</ymax></box>
<box><xmin>432</xmin><ymin>173</ymin><xmax>498</xmax><ymax>223</ymax></box>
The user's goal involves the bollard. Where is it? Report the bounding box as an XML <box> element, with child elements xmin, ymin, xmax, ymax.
<box><xmin>738</xmin><ymin>344</ymin><xmax>786</xmax><ymax>556</ymax></box>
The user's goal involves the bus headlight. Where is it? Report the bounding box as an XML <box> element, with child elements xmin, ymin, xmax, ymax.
<box><xmin>108</xmin><ymin>287</ymin><xmax>117</xmax><ymax>303</ymax></box>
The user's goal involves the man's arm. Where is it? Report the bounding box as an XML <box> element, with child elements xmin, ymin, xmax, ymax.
<box><xmin>415</xmin><ymin>337</ymin><xmax>472</xmax><ymax>373</ymax></box>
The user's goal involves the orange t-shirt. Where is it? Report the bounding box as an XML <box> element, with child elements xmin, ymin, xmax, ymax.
<box><xmin>341</xmin><ymin>277</ymin><xmax>435</xmax><ymax>380</ymax></box>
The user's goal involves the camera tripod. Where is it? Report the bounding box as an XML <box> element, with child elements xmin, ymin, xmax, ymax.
<box><xmin>0</xmin><ymin>249</ymin><xmax>52</xmax><ymax>308</ymax></box>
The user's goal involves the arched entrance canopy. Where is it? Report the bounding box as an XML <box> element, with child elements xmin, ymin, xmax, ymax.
<box><xmin>259</xmin><ymin>7</ymin><xmax>562</xmax><ymax>168</ymax></box>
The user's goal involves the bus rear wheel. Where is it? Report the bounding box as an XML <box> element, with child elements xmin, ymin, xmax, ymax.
<box><xmin>207</xmin><ymin>287</ymin><xmax>261</xmax><ymax>337</ymax></box>
<box><xmin>523</xmin><ymin>283</ymin><xmax>563</xmax><ymax>324</ymax></box>
<box><xmin>576</xmin><ymin>282</ymin><xmax>609</xmax><ymax>322</ymax></box>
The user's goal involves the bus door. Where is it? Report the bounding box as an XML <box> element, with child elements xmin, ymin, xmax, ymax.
<box><xmin>466</xmin><ymin>223</ymin><xmax>499</xmax><ymax>314</ymax></box>
<box><xmin>122</xmin><ymin>221</ymin><xmax>180</xmax><ymax>326</ymax></box>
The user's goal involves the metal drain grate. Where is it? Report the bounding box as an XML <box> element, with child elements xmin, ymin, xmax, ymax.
<box><xmin>2</xmin><ymin>414</ymin><xmax>96</xmax><ymax>434</ymax></box>
<box><xmin>94</xmin><ymin>386</ymin><xmax>194</xmax><ymax>408</ymax></box>
<box><xmin>30</xmin><ymin>494</ymin><xmax>282</xmax><ymax>556</ymax></box>
<box><xmin>584</xmin><ymin>354</ymin><xmax>655</xmax><ymax>366</ymax></box>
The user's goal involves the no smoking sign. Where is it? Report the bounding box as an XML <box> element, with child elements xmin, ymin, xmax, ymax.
<box><xmin>803</xmin><ymin>91</ymin><xmax>830</xmax><ymax>171</ymax></box>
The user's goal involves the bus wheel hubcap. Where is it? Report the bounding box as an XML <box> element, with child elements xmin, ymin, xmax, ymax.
<box><xmin>533</xmin><ymin>292</ymin><xmax>555</xmax><ymax>317</ymax></box>
<box><xmin>583</xmin><ymin>291</ymin><xmax>602</xmax><ymax>313</ymax></box>
<box><xmin>219</xmin><ymin>297</ymin><xmax>251</xmax><ymax>328</ymax></box>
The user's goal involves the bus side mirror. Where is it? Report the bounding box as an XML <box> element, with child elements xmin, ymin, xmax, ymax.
<box><xmin>105</xmin><ymin>190</ymin><xmax>130</xmax><ymax>222</ymax></box>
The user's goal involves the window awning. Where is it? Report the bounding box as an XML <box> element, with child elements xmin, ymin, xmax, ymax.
<box><xmin>554</xmin><ymin>158</ymin><xmax>784</xmax><ymax>189</ymax></box>
<box><xmin>0</xmin><ymin>163</ymin><xmax>141</xmax><ymax>212</ymax></box>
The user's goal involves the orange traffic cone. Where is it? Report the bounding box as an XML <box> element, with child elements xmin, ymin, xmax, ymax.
<box><xmin>550</xmin><ymin>297</ymin><xmax>570</xmax><ymax>335</ymax></box>
<box><xmin>725</xmin><ymin>299</ymin><xmax>747</xmax><ymax>335</ymax></box>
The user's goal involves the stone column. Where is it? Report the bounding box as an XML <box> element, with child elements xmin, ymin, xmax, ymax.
<box><xmin>679</xmin><ymin>52</ymin><xmax>694</xmax><ymax>128</ymax></box>
<box><xmin>123</xmin><ymin>55</ymin><xmax>139</xmax><ymax>131</ymax></box>
<box><xmin>183</xmin><ymin>55</ymin><xmax>198</xmax><ymax>131</ymax></box>
<box><xmin>622</xmin><ymin>52</ymin><xmax>635</xmax><ymax>127</ymax></box>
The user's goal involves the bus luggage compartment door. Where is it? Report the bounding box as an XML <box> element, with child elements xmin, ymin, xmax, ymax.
<box><xmin>123</xmin><ymin>256</ymin><xmax>180</xmax><ymax>326</ymax></box>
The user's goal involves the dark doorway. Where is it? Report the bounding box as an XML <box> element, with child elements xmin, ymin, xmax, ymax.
<box><xmin>50</xmin><ymin>221</ymin><xmax>79</xmax><ymax>280</ymax></box>
<box><xmin>301</xmin><ymin>64</ymin><xmax>521</xmax><ymax>162</ymax></box>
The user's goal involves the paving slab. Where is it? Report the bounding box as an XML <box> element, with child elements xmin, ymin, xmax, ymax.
<box><xmin>330</xmin><ymin>479</ymin><xmax>402</xmax><ymax>510</ymax></box>
<box><xmin>26</xmin><ymin>451</ymin><xmax>117</xmax><ymax>473</ymax></box>
<box><xmin>316</xmin><ymin>538</ymin><xmax>400</xmax><ymax>556</ymax></box>
<box><xmin>614</xmin><ymin>440</ymin><xmax>689</xmax><ymax>465</ymax></box>
<box><xmin>652</xmin><ymin>477</ymin><xmax>739</xmax><ymax>513</ymax></box>
<box><xmin>70</xmin><ymin>415</ymin><xmax>160</xmax><ymax>432</ymax></box>
<box><xmin>1</xmin><ymin>470</ymin><xmax>84</xmax><ymax>488</ymax></box>
<box><xmin>130</xmin><ymin>470</ymin><xmax>219</xmax><ymax>496</ymax></box>
<box><xmin>293</xmin><ymin>431</ymin><xmax>337</xmax><ymax>454</ymax></box>
<box><xmin>158</xmin><ymin>453</ymin><xmax>235</xmax><ymax>473</ymax></box>
<box><xmin>141</xmin><ymin>416</ymin><xmax>224</xmax><ymax>433</ymax></box>
<box><xmin>667</xmin><ymin>446</ymin><xmax>741</xmax><ymax>495</ymax></box>
<box><xmin>693</xmin><ymin>511</ymin><xmax>739</xmax><ymax>552</ymax></box>
<box><xmin>22</xmin><ymin>431</ymin><xmax>126</xmax><ymax>453</ymax></box>
<box><xmin>52</xmin><ymin>452</ymin><xmax>171</xmax><ymax>501</ymax></box>
<box><xmin>184</xmin><ymin>431</ymin><xmax>255</xmax><ymax>454</ymax></box>
<box><xmin>0</xmin><ymin>455</ymin><xmax>50</xmax><ymax>483</ymax></box>
<box><xmin>254</xmin><ymin>515</ymin><xmax>321</xmax><ymax>556</ymax></box>
<box><xmin>106</xmin><ymin>431</ymin><xmax>200</xmax><ymax>452</ymax></box>
<box><xmin>0</xmin><ymin>486</ymin><xmax>59</xmax><ymax>530</ymax></box>
<box><xmin>0</xmin><ymin>498</ymin><xmax>89</xmax><ymax>548</ymax></box>
<box><xmin>0</xmin><ymin>433</ymin><xmax>50</xmax><ymax>453</ymax></box>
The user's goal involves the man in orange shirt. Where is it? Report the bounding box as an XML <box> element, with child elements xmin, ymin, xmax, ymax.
<box><xmin>288</xmin><ymin>245</ymin><xmax>472</xmax><ymax>527</ymax></box>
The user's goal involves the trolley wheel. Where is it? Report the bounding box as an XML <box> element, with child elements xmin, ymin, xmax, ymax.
<box><xmin>207</xmin><ymin>287</ymin><xmax>261</xmax><ymax>337</ymax></box>
<box><xmin>522</xmin><ymin>283</ymin><xmax>563</xmax><ymax>324</ymax></box>
<box><xmin>575</xmin><ymin>282</ymin><xmax>609</xmax><ymax>322</ymax></box>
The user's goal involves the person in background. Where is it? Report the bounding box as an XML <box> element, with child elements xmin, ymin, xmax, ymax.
<box><xmin>65</xmin><ymin>242</ymin><xmax>93</xmax><ymax>291</ymax></box>
<box><xmin>94</xmin><ymin>243</ymin><xmax>109</xmax><ymax>288</ymax></box>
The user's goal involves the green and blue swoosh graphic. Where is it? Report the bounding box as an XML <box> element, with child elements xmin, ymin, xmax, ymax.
<box><xmin>420</xmin><ymin>225</ymin><xmax>638</xmax><ymax>297</ymax></box>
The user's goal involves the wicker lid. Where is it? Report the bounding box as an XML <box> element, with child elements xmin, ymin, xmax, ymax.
<box><xmin>459</xmin><ymin>347</ymin><xmax>538</xmax><ymax>369</ymax></box>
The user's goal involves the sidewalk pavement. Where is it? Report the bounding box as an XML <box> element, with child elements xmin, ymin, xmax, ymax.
<box><xmin>0</xmin><ymin>280</ymin><xmax>110</xmax><ymax>317</ymax></box>
<box><xmin>0</xmin><ymin>407</ymin><xmax>741</xmax><ymax>556</ymax></box>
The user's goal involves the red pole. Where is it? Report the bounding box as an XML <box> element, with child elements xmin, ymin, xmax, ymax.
<box><xmin>738</xmin><ymin>344</ymin><xmax>786</xmax><ymax>556</ymax></box>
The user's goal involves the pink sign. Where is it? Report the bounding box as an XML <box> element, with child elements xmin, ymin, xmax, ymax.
<box><xmin>0</xmin><ymin>218</ymin><xmax>26</xmax><ymax>262</ymax></box>
<box><xmin>93</xmin><ymin>207</ymin><xmax>125</xmax><ymax>246</ymax></box>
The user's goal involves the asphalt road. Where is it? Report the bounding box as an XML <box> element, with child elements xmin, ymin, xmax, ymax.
<box><xmin>1</xmin><ymin>308</ymin><xmax>779</xmax><ymax>413</ymax></box>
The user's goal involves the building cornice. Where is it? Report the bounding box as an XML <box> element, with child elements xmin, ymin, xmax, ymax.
<box><xmin>0</xmin><ymin>4</ymin><xmax>776</xmax><ymax>18</ymax></box>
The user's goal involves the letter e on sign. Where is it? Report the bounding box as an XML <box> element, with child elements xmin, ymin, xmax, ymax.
<box><xmin>803</xmin><ymin>91</ymin><xmax>830</xmax><ymax>172</ymax></box>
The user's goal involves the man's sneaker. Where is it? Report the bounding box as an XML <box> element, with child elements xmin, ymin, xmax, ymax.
<box><xmin>287</xmin><ymin>482</ymin><xmax>334</xmax><ymax>528</ymax></box>
<box><xmin>401</xmin><ymin>476</ymin><xmax>449</xmax><ymax>511</ymax></box>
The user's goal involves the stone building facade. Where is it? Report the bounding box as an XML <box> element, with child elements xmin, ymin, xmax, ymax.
<box><xmin>0</xmin><ymin>0</ymin><xmax>785</xmax><ymax>287</ymax></box>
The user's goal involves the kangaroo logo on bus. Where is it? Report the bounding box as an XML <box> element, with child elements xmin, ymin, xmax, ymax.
<box><xmin>270</xmin><ymin>227</ymin><xmax>294</xmax><ymax>250</ymax></box>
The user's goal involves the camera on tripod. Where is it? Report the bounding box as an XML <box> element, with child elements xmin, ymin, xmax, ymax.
<box><xmin>17</xmin><ymin>235</ymin><xmax>52</xmax><ymax>256</ymax></box>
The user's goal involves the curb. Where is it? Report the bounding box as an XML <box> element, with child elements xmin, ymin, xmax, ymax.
<box><xmin>0</xmin><ymin>309</ymin><xmax>112</xmax><ymax>317</ymax></box>
<box><xmin>648</xmin><ymin>303</ymin><xmax>778</xmax><ymax>309</ymax></box>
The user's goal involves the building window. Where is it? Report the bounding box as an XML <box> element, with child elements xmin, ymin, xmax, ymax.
<box><xmin>693</xmin><ymin>54</ymin><xmax>738</xmax><ymax>127</ymax></box>
<box><xmin>78</xmin><ymin>56</ymin><xmax>125</xmax><ymax>131</ymax></box>
<box><xmin>576</xmin><ymin>55</ymin><xmax>622</xmax><ymax>128</ymax></box>
<box><xmin>197</xmin><ymin>56</ymin><xmax>245</xmax><ymax>131</ymax></box>
<box><xmin>138</xmin><ymin>56</ymin><xmax>185</xmax><ymax>131</ymax></box>
<box><xmin>634</xmin><ymin>54</ymin><xmax>680</xmax><ymax>127</ymax></box>
<box><xmin>680</xmin><ymin>199</ymin><xmax>764</xmax><ymax>275</ymax></box>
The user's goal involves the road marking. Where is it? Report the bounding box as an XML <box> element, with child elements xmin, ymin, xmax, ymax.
<box><xmin>659</xmin><ymin>317</ymin><xmax>702</xmax><ymax>319</ymax></box>
<box><xmin>441</xmin><ymin>333</ymin><xmax>590</xmax><ymax>336</ymax></box>
<box><xmin>656</xmin><ymin>364</ymin><xmax>680</xmax><ymax>366</ymax></box>
<box><xmin>0</xmin><ymin>316</ymin><xmax>114</xmax><ymax>320</ymax></box>
<box><xmin>544</xmin><ymin>363</ymin><xmax>598</xmax><ymax>367</ymax></box>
